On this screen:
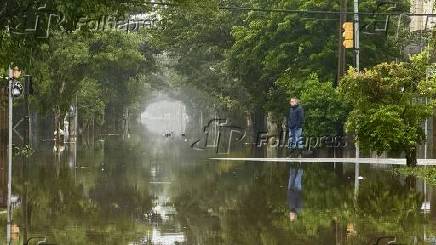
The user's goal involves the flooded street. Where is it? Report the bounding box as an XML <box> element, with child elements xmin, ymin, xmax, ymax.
<box><xmin>0</xmin><ymin>124</ymin><xmax>433</xmax><ymax>244</ymax></box>
<box><xmin>1</xmin><ymin>0</ymin><xmax>436</xmax><ymax>243</ymax></box>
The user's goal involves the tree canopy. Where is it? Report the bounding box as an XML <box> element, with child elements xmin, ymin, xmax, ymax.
<box><xmin>339</xmin><ymin>51</ymin><xmax>436</xmax><ymax>166</ymax></box>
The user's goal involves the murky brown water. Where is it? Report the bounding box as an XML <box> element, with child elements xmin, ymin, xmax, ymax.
<box><xmin>1</xmin><ymin>126</ymin><xmax>435</xmax><ymax>244</ymax></box>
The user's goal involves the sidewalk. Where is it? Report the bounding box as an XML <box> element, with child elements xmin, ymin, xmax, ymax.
<box><xmin>211</xmin><ymin>157</ymin><xmax>436</xmax><ymax>165</ymax></box>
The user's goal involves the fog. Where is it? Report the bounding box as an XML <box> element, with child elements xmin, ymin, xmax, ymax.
<box><xmin>140</xmin><ymin>99</ymin><xmax>189</xmax><ymax>135</ymax></box>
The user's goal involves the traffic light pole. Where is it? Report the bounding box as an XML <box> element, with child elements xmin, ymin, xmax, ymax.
<box><xmin>354</xmin><ymin>0</ymin><xmax>360</xmax><ymax>144</ymax></box>
<box><xmin>353</xmin><ymin>0</ymin><xmax>360</xmax><ymax>199</ymax></box>
<box><xmin>354</xmin><ymin>0</ymin><xmax>360</xmax><ymax>71</ymax></box>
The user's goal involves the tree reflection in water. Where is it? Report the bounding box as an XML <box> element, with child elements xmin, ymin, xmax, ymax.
<box><xmin>1</xmin><ymin>127</ymin><xmax>433</xmax><ymax>244</ymax></box>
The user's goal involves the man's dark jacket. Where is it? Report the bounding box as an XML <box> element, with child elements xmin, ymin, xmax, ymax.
<box><xmin>288</xmin><ymin>105</ymin><xmax>304</xmax><ymax>129</ymax></box>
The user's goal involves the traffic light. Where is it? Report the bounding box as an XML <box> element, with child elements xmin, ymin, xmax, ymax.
<box><xmin>8</xmin><ymin>66</ymin><xmax>23</xmax><ymax>98</ymax></box>
<box><xmin>11</xmin><ymin>81</ymin><xmax>23</xmax><ymax>97</ymax></box>
<box><xmin>342</xmin><ymin>22</ymin><xmax>354</xmax><ymax>49</ymax></box>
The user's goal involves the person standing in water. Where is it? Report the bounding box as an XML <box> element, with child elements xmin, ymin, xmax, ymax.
<box><xmin>288</xmin><ymin>97</ymin><xmax>304</xmax><ymax>156</ymax></box>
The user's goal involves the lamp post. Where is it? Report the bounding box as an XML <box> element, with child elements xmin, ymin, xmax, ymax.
<box><xmin>6</xmin><ymin>65</ymin><xmax>22</xmax><ymax>245</ymax></box>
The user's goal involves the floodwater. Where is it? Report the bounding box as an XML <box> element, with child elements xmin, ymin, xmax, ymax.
<box><xmin>1</xmin><ymin>126</ymin><xmax>435</xmax><ymax>245</ymax></box>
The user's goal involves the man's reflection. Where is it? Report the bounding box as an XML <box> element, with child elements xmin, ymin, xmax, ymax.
<box><xmin>288</xmin><ymin>166</ymin><xmax>303</xmax><ymax>222</ymax></box>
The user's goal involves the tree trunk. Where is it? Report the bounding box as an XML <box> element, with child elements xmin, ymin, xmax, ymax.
<box><xmin>252</xmin><ymin>107</ymin><xmax>266</xmax><ymax>134</ymax></box>
<box><xmin>54</xmin><ymin>108</ymin><xmax>66</xmax><ymax>151</ymax></box>
<box><xmin>266</xmin><ymin>111</ymin><xmax>278</xmax><ymax>136</ymax></box>
<box><xmin>245</xmin><ymin>111</ymin><xmax>252</xmax><ymax>128</ymax></box>
<box><xmin>122</xmin><ymin>107</ymin><xmax>129</xmax><ymax>140</ymax></box>
<box><xmin>266</xmin><ymin>112</ymin><xmax>279</xmax><ymax>157</ymax></box>
<box><xmin>54</xmin><ymin>109</ymin><xmax>60</xmax><ymax>143</ymax></box>
<box><xmin>86</xmin><ymin>121</ymin><xmax>90</xmax><ymax>146</ymax></box>
<box><xmin>92</xmin><ymin>116</ymin><xmax>95</xmax><ymax>146</ymax></box>
<box><xmin>405</xmin><ymin>147</ymin><xmax>417</xmax><ymax>167</ymax></box>
<box><xmin>405</xmin><ymin>175</ymin><xmax>417</xmax><ymax>190</ymax></box>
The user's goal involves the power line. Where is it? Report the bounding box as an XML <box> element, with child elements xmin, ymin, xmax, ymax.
<box><xmin>219</xmin><ymin>6</ymin><xmax>436</xmax><ymax>17</ymax></box>
<box><xmin>141</xmin><ymin>1</ymin><xmax>436</xmax><ymax>17</ymax></box>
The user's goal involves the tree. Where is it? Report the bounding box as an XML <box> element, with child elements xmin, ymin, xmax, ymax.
<box><xmin>86</xmin><ymin>30</ymin><xmax>157</xmax><ymax>131</ymax></box>
<box><xmin>0</xmin><ymin>0</ymin><xmax>159</xmax><ymax>145</ymax></box>
<box><xmin>0</xmin><ymin>0</ymin><xmax>151</xmax><ymax>68</ymax></box>
<box><xmin>227</xmin><ymin>0</ymin><xmax>409</xmax><ymax>109</ymax></box>
<box><xmin>339</xmin><ymin>51</ymin><xmax>436</xmax><ymax>166</ymax></box>
<box><xmin>152</xmin><ymin>0</ymin><xmax>411</xmax><ymax>136</ymax></box>
<box><xmin>76</xmin><ymin>77</ymin><xmax>105</xmax><ymax>131</ymax></box>
<box><xmin>152</xmin><ymin>0</ymin><xmax>250</xmax><ymax>112</ymax></box>
<box><xmin>29</xmin><ymin>29</ymin><xmax>157</xmax><ymax>139</ymax></box>
<box><xmin>267</xmin><ymin>73</ymin><xmax>350</xmax><ymax>137</ymax></box>
<box><xmin>35</xmin><ymin>32</ymin><xmax>89</xmax><ymax>142</ymax></box>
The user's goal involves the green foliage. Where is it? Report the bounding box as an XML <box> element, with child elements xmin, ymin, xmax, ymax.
<box><xmin>226</xmin><ymin>0</ymin><xmax>409</xmax><ymax>109</ymax></box>
<box><xmin>13</xmin><ymin>145</ymin><xmax>34</xmax><ymax>158</ymax></box>
<box><xmin>339</xmin><ymin>51</ymin><xmax>435</xmax><ymax>162</ymax></box>
<box><xmin>35</xmin><ymin>32</ymin><xmax>89</xmax><ymax>115</ymax></box>
<box><xmin>0</xmin><ymin>0</ymin><xmax>424</xmax><ymax>137</ymax></box>
<box><xmin>152</xmin><ymin>0</ymin><xmax>249</xmax><ymax>112</ymax></box>
<box><xmin>0</xmin><ymin>0</ymin><xmax>158</xmax><ymax>135</ymax></box>
<box><xmin>24</xmin><ymin>30</ymin><xmax>157</xmax><ymax>131</ymax></box>
<box><xmin>77</xmin><ymin>78</ymin><xmax>105</xmax><ymax>126</ymax></box>
<box><xmin>268</xmin><ymin>73</ymin><xmax>349</xmax><ymax>136</ymax></box>
<box><xmin>0</xmin><ymin>0</ymin><xmax>150</xmax><ymax>69</ymax></box>
<box><xmin>152</xmin><ymin>0</ymin><xmax>410</xmax><ymax>132</ymax></box>
<box><xmin>395</xmin><ymin>166</ymin><xmax>436</xmax><ymax>186</ymax></box>
<box><xmin>87</xmin><ymin>31</ymin><xmax>155</xmax><ymax>112</ymax></box>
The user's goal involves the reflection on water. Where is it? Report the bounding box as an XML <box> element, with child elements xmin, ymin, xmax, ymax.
<box><xmin>1</xmin><ymin>126</ymin><xmax>436</xmax><ymax>244</ymax></box>
<box><xmin>288</xmin><ymin>166</ymin><xmax>303</xmax><ymax>222</ymax></box>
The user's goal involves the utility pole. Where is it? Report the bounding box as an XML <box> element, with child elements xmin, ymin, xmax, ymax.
<box><xmin>354</xmin><ymin>0</ymin><xmax>360</xmax><ymax>71</ymax></box>
<box><xmin>353</xmin><ymin>0</ymin><xmax>360</xmax><ymax>202</ymax></box>
<box><xmin>6</xmin><ymin>65</ymin><xmax>23</xmax><ymax>245</ymax></box>
<box><xmin>354</xmin><ymin>0</ymin><xmax>360</xmax><ymax>161</ymax></box>
<box><xmin>340</xmin><ymin>3</ymin><xmax>359</xmax><ymax>161</ymax></box>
